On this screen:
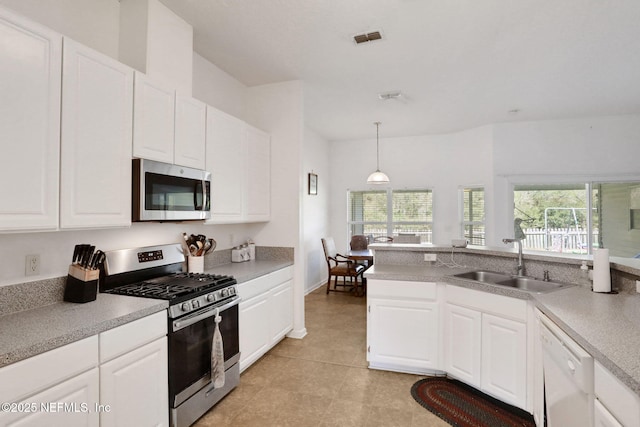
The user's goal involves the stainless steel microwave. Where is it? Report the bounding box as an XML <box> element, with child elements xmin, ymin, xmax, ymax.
<box><xmin>132</xmin><ymin>159</ymin><xmax>211</xmax><ymax>222</ymax></box>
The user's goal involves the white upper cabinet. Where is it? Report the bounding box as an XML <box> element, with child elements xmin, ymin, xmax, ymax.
<box><xmin>60</xmin><ymin>39</ymin><xmax>134</xmax><ymax>229</ymax></box>
<box><xmin>133</xmin><ymin>73</ymin><xmax>207</xmax><ymax>169</ymax></box>
<box><xmin>132</xmin><ymin>71</ymin><xmax>175</xmax><ymax>163</ymax></box>
<box><xmin>206</xmin><ymin>106</ymin><xmax>271</xmax><ymax>224</ymax></box>
<box><xmin>0</xmin><ymin>7</ymin><xmax>61</xmax><ymax>231</ymax></box>
<box><xmin>174</xmin><ymin>93</ymin><xmax>206</xmax><ymax>169</ymax></box>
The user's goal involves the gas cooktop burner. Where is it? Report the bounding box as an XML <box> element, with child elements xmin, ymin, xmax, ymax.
<box><xmin>106</xmin><ymin>273</ymin><xmax>236</xmax><ymax>301</ymax></box>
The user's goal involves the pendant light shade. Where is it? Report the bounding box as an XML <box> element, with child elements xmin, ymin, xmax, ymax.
<box><xmin>367</xmin><ymin>121</ymin><xmax>390</xmax><ymax>184</ymax></box>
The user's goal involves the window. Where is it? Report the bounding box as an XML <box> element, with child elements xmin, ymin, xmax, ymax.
<box><xmin>513</xmin><ymin>184</ymin><xmax>592</xmax><ymax>254</ymax></box>
<box><xmin>461</xmin><ymin>187</ymin><xmax>485</xmax><ymax>245</ymax></box>
<box><xmin>348</xmin><ymin>189</ymin><xmax>433</xmax><ymax>243</ymax></box>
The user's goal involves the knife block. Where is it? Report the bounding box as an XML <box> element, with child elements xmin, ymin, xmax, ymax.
<box><xmin>63</xmin><ymin>265</ymin><xmax>99</xmax><ymax>303</ymax></box>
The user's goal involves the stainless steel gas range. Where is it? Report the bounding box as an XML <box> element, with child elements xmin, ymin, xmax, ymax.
<box><xmin>101</xmin><ymin>244</ymin><xmax>240</xmax><ymax>427</ymax></box>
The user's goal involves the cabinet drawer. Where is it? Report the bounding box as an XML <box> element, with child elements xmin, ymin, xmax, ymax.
<box><xmin>0</xmin><ymin>336</ymin><xmax>98</xmax><ymax>403</ymax></box>
<box><xmin>445</xmin><ymin>285</ymin><xmax>527</xmax><ymax>321</ymax></box>
<box><xmin>368</xmin><ymin>279</ymin><xmax>437</xmax><ymax>300</ymax></box>
<box><xmin>237</xmin><ymin>266</ymin><xmax>293</xmax><ymax>300</ymax></box>
<box><xmin>99</xmin><ymin>311</ymin><xmax>167</xmax><ymax>363</ymax></box>
<box><xmin>595</xmin><ymin>361</ymin><xmax>640</xmax><ymax>427</ymax></box>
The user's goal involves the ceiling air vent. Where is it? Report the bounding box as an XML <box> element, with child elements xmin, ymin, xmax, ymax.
<box><xmin>353</xmin><ymin>31</ymin><xmax>383</xmax><ymax>45</ymax></box>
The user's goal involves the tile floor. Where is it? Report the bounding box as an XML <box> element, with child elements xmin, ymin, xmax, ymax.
<box><xmin>194</xmin><ymin>286</ymin><xmax>449</xmax><ymax>426</ymax></box>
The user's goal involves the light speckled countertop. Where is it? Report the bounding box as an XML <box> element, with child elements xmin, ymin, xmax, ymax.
<box><xmin>204</xmin><ymin>260</ymin><xmax>293</xmax><ymax>283</ymax></box>
<box><xmin>366</xmin><ymin>263</ymin><xmax>640</xmax><ymax>395</ymax></box>
<box><xmin>0</xmin><ymin>294</ymin><xmax>167</xmax><ymax>368</ymax></box>
<box><xmin>0</xmin><ymin>260</ymin><xmax>293</xmax><ymax>369</ymax></box>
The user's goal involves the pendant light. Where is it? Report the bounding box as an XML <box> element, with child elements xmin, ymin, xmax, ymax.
<box><xmin>367</xmin><ymin>121</ymin><xmax>390</xmax><ymax>184</ymax></box>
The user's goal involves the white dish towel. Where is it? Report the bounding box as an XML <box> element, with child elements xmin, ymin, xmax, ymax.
<box><xmin>211</xmin><ymin>308</ymin><xmax>225</xmax><ymax>388</ymax></box>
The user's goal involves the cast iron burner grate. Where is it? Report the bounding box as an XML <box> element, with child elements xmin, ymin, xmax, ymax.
<box><xmin>106</xmin><ymin>273</ymin><xmax>236</xmax><ymax>300</ymax></box>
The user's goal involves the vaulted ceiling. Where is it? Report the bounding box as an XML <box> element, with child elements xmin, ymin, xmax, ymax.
<box><xmin>159</xmin><ymin>0</ymin><xmax>640</xmax><ymax>141</ymax></box>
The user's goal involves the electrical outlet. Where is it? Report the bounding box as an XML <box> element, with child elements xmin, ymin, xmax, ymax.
<box><xmin>26</xmin><ymin>254</ymin><xmax>40</xmax><ymax>276</ymax></box>
<box><xmin>424</xmin><ymin>253</ymin><xmax>437</xmax><ymax>262</ymax></box>
<box><xmin>636</xmin><ymin>280</ymin><xmax>640</xmax><ymax>294</ymax></box>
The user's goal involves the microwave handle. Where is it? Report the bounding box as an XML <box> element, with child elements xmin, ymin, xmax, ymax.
<box><xmin>193</xmin><ymin>180</ymin><xmax>208</xmax><ymax>211</ymax></box>
<box><xmin>200</xmin><ymin>179</ymin><xmax>208</xmax><ymax>211</ymax></box>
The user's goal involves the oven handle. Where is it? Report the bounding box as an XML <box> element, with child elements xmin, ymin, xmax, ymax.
<box><xmin>172</xmin><ymin>296</ymin><xmax>241</xmax><ymax>332</ymax></box>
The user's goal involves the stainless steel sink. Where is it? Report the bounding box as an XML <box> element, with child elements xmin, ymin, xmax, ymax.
<box><xmin>495</xmin><ymin>276</ymin><xmax>574</xmax><ymax>293</ymax></box>
<box><xmin>453</xmin><ymin>270</ymin><xmax>573</xmax><ymax>294</ymax></box>
<box><xmin>454</xmin><ymin>270</ymin><xmax>512</xmax><ymax>283</ymax></box>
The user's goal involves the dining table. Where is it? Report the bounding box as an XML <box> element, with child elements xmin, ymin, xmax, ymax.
<box><xmin>347</xmin><ymin>249</ymin><xmax>374</xmax><ymax>268</ymax></box>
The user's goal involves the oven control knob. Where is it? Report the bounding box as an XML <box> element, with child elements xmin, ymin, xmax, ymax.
<box><xmin>181</xmin><ymin>302</ymin><xmax>191</xmax><ymax>312</ymax></box>
<box><xmin>192</xmin><ymin>300</ymin><xmax>200</xmax><ymax>309</ymax></box>
<box><xmin>206</xmin><ymin>294</ymin><xmax>215</xmax><ymax>302</ymax></box>
<box><xmin>221</xmin><ymin>289</ymin><xmax>229</xmax><ymax>297</ymax></box>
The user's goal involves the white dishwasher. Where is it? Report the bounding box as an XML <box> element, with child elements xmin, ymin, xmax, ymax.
<box><xmin>539</xmin><ymin>312</ymin><xmax>594</xmax><ymax>427</ymax></box>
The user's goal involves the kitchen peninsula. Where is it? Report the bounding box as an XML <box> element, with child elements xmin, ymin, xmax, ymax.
<box><xmin>364</xmin><ymin>243</ymin><xmax>640</xmax><ymax>423</ymax></box>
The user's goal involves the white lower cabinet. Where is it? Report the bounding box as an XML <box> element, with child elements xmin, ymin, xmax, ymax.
<box><xmin>594</xmin><ymin>360</ymin><xmax>640</xmax><ymax>427</ymax></box>
<box><xmin>595</xmin><ymin>399</ymin><xmax>623</xmax><ymax>427</ymax></box>
<box><xmin>481</xmin><ymin>313</ymin><xmax>527</xmax><ymax>405</ymax></box>
<box><xmin>367</xmin><ymin>280</ymin><xmax>440</xmax><ymax>374</ymax></box>
<box><xmin>99</xmin><ymin>337</ymin><xmax>168</xmax><ymax>427</ymax></box>
<box><xmin>444</xmin><ymin>285</ymin><xmax>528</xmax><ymax>410</ymax></box>
<box><xmin>239</xmin><ymin>291</ymin><xmax>271</xmax><ymax>370</ymax></box>
<box><xmin>443</xmin><ymin>303</ymin><xmax>481</xmax><ymax>386</ymax></box>
<box><xmin>2</xmin><ymin>368</ymin><xmax>100</xmax><ymax>427</ymax></box>
<box><xmin>98</xmin><ymin>311</ymin><xmax>168</xmax><ymax>427</ymax></box>
<box><xmin>238</xmin><ymin>267</ymin><xmax>293</xmax><ymax>371</ymax></box>
<box><xmin>0</xmin><ymin>311</ymin><xmax>167</xmax><ymax>427</ymax></box>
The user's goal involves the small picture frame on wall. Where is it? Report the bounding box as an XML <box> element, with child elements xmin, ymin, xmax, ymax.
<box><xmin>308</xmin><ymin>173</ymin><xmax>318</xmax><ymax>195</ymax></box>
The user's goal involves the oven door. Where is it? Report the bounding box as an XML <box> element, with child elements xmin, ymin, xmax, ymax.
<box><xmin>168</xmin><ymin>297</ymin><xmax>240</xmax><ymax>407</ymax></box>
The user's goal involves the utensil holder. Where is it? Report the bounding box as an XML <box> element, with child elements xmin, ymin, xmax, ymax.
<box><xmin>63</xmin><ymin>265</ymin><xmax>99</xmax><ymax>303</ymax></box>
<box><xmin>188</xmin><ymin>256</ymin><xmax>204</xmax><ymax>273</ymax></box>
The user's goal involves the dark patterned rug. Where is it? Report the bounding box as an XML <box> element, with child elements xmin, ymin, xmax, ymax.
<box><xmin>411</xmin><ymin>377</ymin><xmax>536</xmax><ymax>427</ymax></box>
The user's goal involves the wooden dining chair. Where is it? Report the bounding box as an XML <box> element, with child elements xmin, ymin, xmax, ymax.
<box><xmin>322</xmin><ymin>237</ymin><xmax>365</xmax><ymax>295</ymax></box>
<box><xmin>350</xmin><ymin>235</ymin><xmax>371</xmax><ymax>269</ymax></box>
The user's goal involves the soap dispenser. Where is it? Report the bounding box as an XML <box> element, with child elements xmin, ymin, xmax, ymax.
<box><xmin>579</xmin><ymin>261</ymin><xmax>591</xmax><ymax>286</ymax></box>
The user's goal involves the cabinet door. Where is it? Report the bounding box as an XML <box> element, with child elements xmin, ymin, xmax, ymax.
<box><xmin>60</xmin><ymin>38</ymin><xmax>133</xmax><ymax>229</ymax></box>
<box><xmin>205</xmin><ymin>107</ymin><xmax>245</xmax><ymax>222</ymax></box>
<box><xmin>481</xmin><ymin>313</ymin><xmax>527</xmax><ymax>408</ymax></box>
<box><xmin>443</xmin><ymin>303</ymin><xmax>481</xmax><ymax>387</ymax></box>
<box><xmin>100</xmin><ymin>337</ymin><xmax>168</xmax><ymax>427</ymax></box>
<box><xmin>368</xmin><ymin>298</ymin><xmax>439</xmax><ymax>372</ymax></box>
<box><xmin>239</xmin><ymin>292</ymin><xmax>270</xmax><ymax>371</ymax></box>
<box><xmin>174</xmin><ymin>94</ymin><xmax>206</xmax><ymax>169</ymax></box>
<box><xmin>269</xmin><ymin>280</ymin><xmax>293</xmax><ymax>344</ymax></box>
<box><xmin>594</xmin><ymin>399</ymin><xmax>624</xmax><ymax>427</ymax></box>
<box><xmin>132</xmin><ymin>72</ymin><xmax>174</xmax><ymax>163</ymax></box>
<box><xmin>245</xmin><ymin>125</ymin><xmax>270</xmax><ymax>221</ymax></box>
<box><xmin>0</xmin><ymin>8</ymin><xmax>61</xmax><ymax>231</ymax></box>
<box><xmin>0</xmin><ymin>368</ymin><xmax>99</xmax><ymax>427</ymax></box>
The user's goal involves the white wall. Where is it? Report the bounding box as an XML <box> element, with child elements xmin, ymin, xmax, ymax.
<box><xmin>492</xmin><ymin>114</ymin><xmax>640</xmax><ymax>241</ymax></box>
<box><xmin>0</xmin><ymin>0</ymin><xmax>120</xmax><ymax>58</ymax></box>
<box><xmin>245</xmin><ymin>80</ymin><xmax>307</xmax><ymax>338</ymax></box>
<box><xmin>302</xmin><ymin>128</ymin><xmax>331</xmax><ymax>293</ymax></box>
<box><xmin>193</xmin><ymin>53</ymin><xmax>247</xmax><ymax>120</ymax></box>
<box><xmin>329</xmin><ymin>126</ymin><xmax>495</xmax><ymax>252</ymax></box>
<box><xmin>329</xmin><ymin>114</ymin><xmax>640</xmax><ymax>252</ymax></box>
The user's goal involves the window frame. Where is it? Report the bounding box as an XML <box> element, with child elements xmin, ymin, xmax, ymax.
<box><xmin>507</xmin><ymin>174</ymin><xmax>640</xmax><ymax>256</ymax></box>
<box><xmin>347</xmin><ymin>188</ymin><xmax>434</xmax><ymax>243</ymax></box>
<box><xmin>459</xmin><ymin>186</ymin><xmax>485</xmax><ymax>246</ymax></box>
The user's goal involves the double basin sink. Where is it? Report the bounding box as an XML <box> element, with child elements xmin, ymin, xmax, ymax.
<box><xmin>453</xmin><ymin>270</ymin><xmax>574</xmax><ymax>294</ymax></box>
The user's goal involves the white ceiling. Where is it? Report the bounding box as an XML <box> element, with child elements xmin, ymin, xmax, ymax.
<box><xmin>159</xmin><ymin>0</ymin><xmax>640</xmax><ymax>141</ymax></box>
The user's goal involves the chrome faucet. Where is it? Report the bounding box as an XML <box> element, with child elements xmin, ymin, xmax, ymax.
<box><xmin>503</xmin><ymin>238</ymin><xmax>525</xmax><ymax>276</ymax></box>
